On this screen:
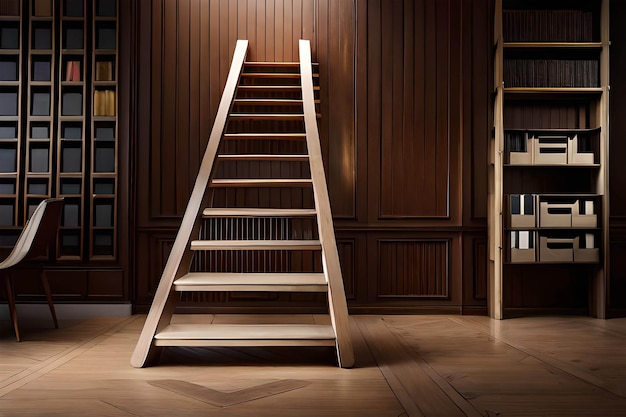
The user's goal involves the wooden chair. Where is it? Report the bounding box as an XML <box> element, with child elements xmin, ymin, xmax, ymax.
<box><xmin>1</xmin><ymin>198</ymin><xmax>64</xmax><ymax>341</ymax></box>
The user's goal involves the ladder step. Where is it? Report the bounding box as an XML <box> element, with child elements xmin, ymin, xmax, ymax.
<box><xmin>229</xmin><ymin>113</ymin><xmax>304</xmax><ymax>120</ymax></box>
<box><xmin>174</xmin><ymin>272</ymin><xmax>327</xmax><ymax>292</ymax></box>
<box><xmin>210</xmin><ymin>178</ymin><xmax>313</xmax><ymax>187</ymax></box>
<box><xmin>217</xmin><ymin>154</ymin><xmax>309</xmax><ymax>161</ymax></box>
<box><xmin>244</xmin><ymin>61</ymin><xmax>319</xmax><ymax>68</ymax></box>
<box><xmin>241</xmin><ymin>72</ymin><xmax>303</xmax><ymax>78</ymax></box>
<box><xmin>238</xmin><ymin>85</ymin><xmax>320</xmax><ymax>91</ymax></box>
<box><xmin>190</xmin><ymin>239</ymin><xmax>322</xmax><ymax>251</ymax></box>
<box><xmin>223</xmin><ymin>133</ymin><xmax>307</xmax><ymax>140</ymax></box>
<box><xmin>233</xmin><ymin>98</ymin><xmax>320</xmax><ymax>106</ymax></box>
<box><xmin>154</xmin><ymin>324</ymin><xmax>336</xmax><ymax>347</ymax></box>
<box><xmin>203</xmin><ymin>208</ymin><xmax>317</xmax><ymax>217</ymax></box>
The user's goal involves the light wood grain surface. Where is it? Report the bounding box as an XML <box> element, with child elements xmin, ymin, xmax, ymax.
<box><xmin>2</xmin><ymin>314</ymin><xmax>626</xmax><ymax>416</ymax></box>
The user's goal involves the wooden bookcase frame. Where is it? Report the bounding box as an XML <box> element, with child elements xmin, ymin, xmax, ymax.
<box><xmin>490</xmin><ymin>0</ymin><xmax>610</xmax><ymax>319</ymax></box>
<box><xmin>0</xmin><ymin>0</ymin><xmax>118</xmax><ymax>263</ymax></box>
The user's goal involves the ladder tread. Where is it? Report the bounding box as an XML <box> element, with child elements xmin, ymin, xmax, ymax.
<box><xmin>190</xmin><ymin>239</ymin><xmax>322</xmax><ymax>251</ymax></box>
<box><xmin>154</xmin><ymin>324</ymin><xmax>336</xmax><ymax>347</ymax></box>
<box><xmin>210</xmin><ymin>178</ymin><xmax>313</xmax><ymax>187</ymax></box>
<box><xmin>244</xmin><ymin>61</ymin><xmax>319</xmax><ymax>67</ymax></box>
<box><xmin>229</xmin><ymin>113</ymin><xmax>304</xmax><ymax>119</ymax></box>
<box><xmin>233</xmin><ymin>98</ymin><xmax>320</xmax><ymax>105</ymax></box>
<box><xmin>203</xmin><ymin>208</ymin><xmax>317</xmax><ymax>217</ymax></box>
<box><xmin>223</xmin><ymin>133</ymin><xmax>307</xmax><ymax>140</ymax></box>
<box><xmin>174</xmin><ymin>272</ymin><xmax>327</xmax><ymax>292</ymax></box>
<box><xmin>237</xmin><ymin>85</ymin><xmax>320</xmax><ymax>91</ymax></box>
<box><xmin>217</xmin><ymin>154</ymin><xmax>309</xmax><ymax>161</ymax></box>
<box><xmin>241</xmin><ymin>72</ymin><xmax>303</xmax><ymax>78</ymax></box>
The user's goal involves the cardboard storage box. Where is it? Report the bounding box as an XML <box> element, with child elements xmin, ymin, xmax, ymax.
<box><xmin>539</xmin><ymin>201</ymin><xmax>574</xmax><ymax>227</ymax></box>
<box><xmin>534</xmin><ymin>135</ymin><xmax>568</xmax><ymax>164</ymax></box>
<box><xmin>539</xmin><ymin>236</ymin><xmax>574</xmax><ymax>262</ymax></box>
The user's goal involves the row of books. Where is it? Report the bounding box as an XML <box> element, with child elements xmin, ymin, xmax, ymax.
<box><xmin>93</xmin><ymin>89</ymin><xmax>115</xmax><ymax>116</ymax></box>
<box><xmin>503</xmin><ymin>9</ymin><xmax>595</xmax><ymax>43</ymax></box>
<box><xmin>504</xmin><ymin>58</ymin><xmax>599</xmax><ymax>88</ymax></box>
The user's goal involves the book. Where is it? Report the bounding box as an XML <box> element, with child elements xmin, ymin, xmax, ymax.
<box><xmin>93</xmin><ymin>90</ymin><xmax>104</xmax><ymax>116</ymax></box>
<box><xmin>0</xmin><ymin>60</ymin><xmax>16</xmax><ymax>81</ymax></box>
<box><xmin>28</xmin><ymin>182</ymin><xmax>48</xmax><ymax>195</ymax></box>
<box><xmin>31</xmin><ymin>125</ymin><xmax>49</xmax><ymax>139</ymax></box>
<box><xmin>62</xmin><ymin>146</ymin><xmax>81</xmax><ymax>172</ymax></box>
<box><xmin>94</xmin><ymin>90</ymin><xmax>116</xmax><ymax>116</ymax></box>
<box><xmin>65</xmin><ymin>61</ymin><xmax>81</xmax><ymax>81</ymax></box>
<box><xmin>33</xmin><ymin>60</ymin><xmax>51</xmax><ymax>81</ymax></box>
<box><xmin>34</xmin><ymin>0</ymin><xmax>52</xmax><ymax>17</ymax></box>
<box><xmin>33</xmin><ymin>27</ymin><xmax>52</xmax><ymax>50</ymax></box>
<box><xmin>511</xmin><ymin>231</ymin><xmax>534</xmax><ymax>249</ymax></box>
<box><xmin>64</xmin><ymin>0</ymin><xmax>83</xmax><ymax>17</ymax></box>
<box><xmin>63</xmin><ymin>126</ymin><xmax>82</xmax><ymax>139</ymax></box>
<box><xmin>30</xmin><ymin>147</ymin><xmax>49</xmax><ymax>172</ymax></box>
<box><xmin>0</xmin><ymin>91</ymin><xmax>18</xmax><ymax>116</ymax></box>
<box><xmin>31</xmin><ymin>92</ymin><xmax>50</xmax><ymax>116</ymax></box>
<box><xmin>97</xmin><ymin>27</ymin><xmax>116</xmax><ymax>50</ymax></box>
<box><xmin>106</xmin><ymin>90</ymin><xmax>115</xmax><ymax>116</ymax></box>
<box><xmin>585</xmin><ymin>233</ymin><xmax>594</xmax><ymax>249</ymax></box>
<box><xmin>98</xmin><ymin>0</ymin><xmax>116</xmax><ymax>17</ymax></box>
<box><xmin>510</xmin><ymin>194</ymin><xmax>520</xmax><ymax>215</ymax></box>
<box><xmin>0</xmin><ymin>125</ymin><xmax>15</xmax><ymax>138</ymax></box>
<box><xmin>65</xmin><ymin>28</ymin><xmax>84</xmax><ymax>50</ymax></box>
<box><xmin>95</xmin><ymin>61</ymin><xmax>113</xmax><ymax>81</ymax></box>
<box><xmin>0</xmin><ymin>146</ymin><xmax>16</xmax><ymax>172</ymax></box>
<box><xmin>0</xmin><ymin>203</ymin><xmax>14</xmax><ymax>226</ymax></box>
<box><xmin>0</xmin><ymin>27</ymin><xmax>19</xmax><ymax>49</ymax></box>
<box><xmin>63</xmin><ymin>203</ymin><xmax>80</xmax><ymax>227</ymax></box>
<box><xmin>523</xmin><ymin>194</ymin><xmax>534</xmax><ymax>215</ymax></box>
<box><xmin>62</xmin><ymin>92</ymin><xmax>82</xmax><ymax>116</ymax></box>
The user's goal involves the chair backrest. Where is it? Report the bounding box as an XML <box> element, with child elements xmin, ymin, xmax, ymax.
<box><xmin>0</xmin><ymin>198</ymin><xmax>64</xmax><ymax>270</ymax></box>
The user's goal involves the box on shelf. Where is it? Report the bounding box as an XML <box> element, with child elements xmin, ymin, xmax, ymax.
<box><xmin>539</xmin><ymin>236</ymin><xmax>574</xmax><ymax>262</ymax></box>
<box><xmin>568</xmin><ymin>134</ymin><xmax>595</xmax><ymax>164</ymax></box>
<box><xmin>534</xmin><ymin>135</ymin><xmax>568</xmax><ymax>164</ymax></box>
<box><xmin>572</xmin><ymin>199</ymin><xmax>597</xmax><ymax>227</ymax></box>
<box><xmin>574</xmin><ymin>233</ymin><xmax>600</xmax><ymax>263</ymax></box>
<box><xmin>507</xmin><ymin>132</ymin><xmax>534</xmax><ymax>165</ymax></box>
<box><xmin>509</xmin><ymin>194</ymin><xmax>536</xmax><ymax>228</ymax></box>
<box><xmin>539</xmin><ymin>200</ymin><xmax>575</xmax><ymax>227</ymax></box>
<box><xmin>509</xmin><ymin>230</ymin><xmax>536</xmax><ymax>262</ymax></box>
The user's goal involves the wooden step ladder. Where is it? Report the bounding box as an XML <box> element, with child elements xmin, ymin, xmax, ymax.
<box><xmin>131</xmin><ymin>40</ymin><xmax>354</xmax><ymax>368</ymax></box>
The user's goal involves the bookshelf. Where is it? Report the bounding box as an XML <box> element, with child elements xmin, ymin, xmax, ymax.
<box><xmin>25</xmin><ymin>0</ymin><xmax>54</xmax><ymax>227</ymax></box>
<box><xmin>0</xmin><ymin>0</ymin><xmax>22</xmax><ymax>247</ymax></box>
<box><xmin>90</xmin><ymin>0</ymin><xmax>116</xmax><ymax>259</ymax></box>
<box><xmin>0</xmin><ymin>0</ymin><xmax>118</xmax><ymax>263</ymax></box>
<box><xmin>491</xmin><ymin>0</ymin><xmax>609</xmax><ymax>318</ymax></box>
<box><xmin>56</xmin><ymin>0</ymin><xmax>86</xmax><ymax>259</ymax></box>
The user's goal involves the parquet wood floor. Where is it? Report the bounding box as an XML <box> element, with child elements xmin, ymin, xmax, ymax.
<box><xmin>1</xmin><ymin>314</ymin><xmax>626</xmax><ymax>416</ymax></box>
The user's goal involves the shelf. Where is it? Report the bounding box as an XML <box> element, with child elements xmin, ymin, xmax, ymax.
<box><xmin>503</xmin><ymin>42</ymin><xmax>603</xmax><ymax>49</ymax></box>
<box><xmin>490</xmin><ymin>0</ymin><xmax>609</xmax><ymax>319</ymax></box>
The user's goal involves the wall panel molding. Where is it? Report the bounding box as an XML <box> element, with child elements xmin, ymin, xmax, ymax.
<box><xmin>377</xmin><ymin>239</ymin><xmax>449</xmax><ymax>298</ymax></box>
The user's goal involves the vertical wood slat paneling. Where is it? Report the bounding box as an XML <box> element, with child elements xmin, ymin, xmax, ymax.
<box><xmin>141</xmin><ymin>0</ymin><xmax>355</xmax><ymax>221</ymax></box>
<box><xmin>375</xmin><ymin>0</ymin><xmax>453</xmax><ymax>218</ymax></box>
<box><xmin>378</xmin><ymin>240</ymin><xmax>449</xmax><ymax>298</ymax></box>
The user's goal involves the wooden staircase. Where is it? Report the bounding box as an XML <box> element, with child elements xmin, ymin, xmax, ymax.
<box><xmin>131</xmin><ymin>40</ymin><xmax>354</xmax><ymax>368</ymax></box>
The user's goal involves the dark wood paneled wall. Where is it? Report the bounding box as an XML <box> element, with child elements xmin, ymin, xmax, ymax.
<box><xmin>609</xmin><ymin>0</ymin><xmax>626</xmax><ymax>317</ymax></box>
<box><xmin>131</xmin><ymin>0</ymin><xmax>491</xmax><ymax>314</ymax></box>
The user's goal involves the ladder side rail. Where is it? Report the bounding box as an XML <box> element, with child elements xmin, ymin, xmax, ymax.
<box><xmin>299</xmin><ymin>39</ymin><xmax>354</xmax><ymax>368</ymax></box>
<box><xmin>131</xmin><ymin>40</ymin><xmax>249</xmax><ymax>368</ymax></box>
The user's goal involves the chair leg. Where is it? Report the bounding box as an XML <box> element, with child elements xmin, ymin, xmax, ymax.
<box><xmin>41</xmin><ymin>270</ymin><xmax>58</xmax><ymax>329</ymax></box>
<box><xmin>3</xmin><ymin>273</ymin><xmax>20</xmax><ymax>342</ymax></box>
